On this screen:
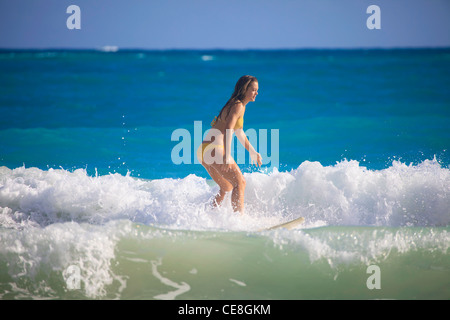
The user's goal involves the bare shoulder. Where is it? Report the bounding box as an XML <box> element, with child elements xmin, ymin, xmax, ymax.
<box><xmin>229</xmin><ymin>100</ymin><xmax>245</xmax><ymax>116</ymax></box>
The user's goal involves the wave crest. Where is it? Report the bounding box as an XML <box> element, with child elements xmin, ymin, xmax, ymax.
<box><xmin>1</xmin><ymin>158</ymin><xmax>449</xmax><ymax>230</ymax></box>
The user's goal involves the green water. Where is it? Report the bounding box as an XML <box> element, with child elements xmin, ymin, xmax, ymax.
<box><xmin>3</xmin><ymin>222</ymin><xmax>446</xmax><ymax>300</ymax></box>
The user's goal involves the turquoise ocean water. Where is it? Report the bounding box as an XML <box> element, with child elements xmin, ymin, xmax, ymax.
<box><xmin>0</xmin><ymin>49</ymin><xmax>449</xmax><ymax>299</ymax></box>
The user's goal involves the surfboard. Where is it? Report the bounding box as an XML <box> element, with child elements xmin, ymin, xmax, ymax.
<box><xmin>260</xmin><ymin>216</ymin><xmax>305</xmax><ymax>231</ymax></box>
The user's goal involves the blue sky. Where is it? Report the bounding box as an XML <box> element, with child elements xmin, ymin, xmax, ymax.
<box><xmin>0</xmin><ymin>0</ymin><xmax>449</xmax><ymax>49</ymax></box>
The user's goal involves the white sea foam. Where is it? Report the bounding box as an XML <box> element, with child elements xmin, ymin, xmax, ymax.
<box><xmin>1</xmin><ymin>158</ymin><xmax>449</xmax><ymax>231</ymax></box>
<box><xmin>246</xmin><ymin>158</ymin><xmax>450</xmax><ymax>227</ymax></box>
<box><xmin>0</xmin><ymin>159</ymin><xmax>449</xmax><ymax>298</ymax></box>
<box><xmin>99</xmin><ymin>46</ymin><xmax>119</xmax><ymax>52</ymax></box>
<box><xmin>201</xmin><ymin>55</ymin><xmax>214</xmax><ymax>61</ymax></box>
<box><xmin>0</xmin><ymin>219</ymin><xmax>131</xmax><ymax>299</ymax></box>
<box><xmin>269</xmin><ymin>225</ymin><xmax>449</xmax><ymax>269</ymax></box>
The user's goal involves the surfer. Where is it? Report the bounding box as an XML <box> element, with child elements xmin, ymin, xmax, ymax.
<box><xmin>197</xmin><ymin>75</ymin><xmax>262</xmax><ymax>214</ymax></box>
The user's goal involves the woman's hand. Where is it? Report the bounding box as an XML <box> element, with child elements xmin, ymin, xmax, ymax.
<box><xmin>250</xmin><ymin>150</ymin><xmax>262</xmax><ymax>167</ymax></box>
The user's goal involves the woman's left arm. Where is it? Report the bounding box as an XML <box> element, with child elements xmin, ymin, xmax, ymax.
<box><xmin>235</xmin><ymin>129</ymin><xmax>262</xmax><ymax>167</ymax></box>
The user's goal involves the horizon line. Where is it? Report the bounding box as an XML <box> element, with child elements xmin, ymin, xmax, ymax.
<box><xmin>1</xmin><ymin>45</ymin><xmax>450</xmax><ymax>52</ymax></box>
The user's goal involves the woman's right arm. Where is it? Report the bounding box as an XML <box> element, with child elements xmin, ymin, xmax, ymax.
<box><xmin>235</xmin><ymin>129</ymin><xmax>262</xmax><ymax>167</ymax></box>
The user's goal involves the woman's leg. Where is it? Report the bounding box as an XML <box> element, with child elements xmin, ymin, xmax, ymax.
<box><xmin>210</xmin><ymin>162</ymin><xmax>246</xmax><ymax>214</ymax></box>
<box><xmin>198</xmin><ymin>144</ymin><xmax>246</xmax><ymax>213</ymax></box>
<box><xmin>203</xmin><ymin>163</ymin><xmax>233</xmax><ymax>207</ymax></box>
<box><xmin>198</xmin><ymin>144</ymin><xmax>233</xmax><ymax>207</ymax></box>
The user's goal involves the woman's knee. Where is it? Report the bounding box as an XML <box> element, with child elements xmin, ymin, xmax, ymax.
<box><xmin>220</xmin><ymin>185</ymin><xmax>233</xmax><ymax>193</ymax></box>
<box><xmin>234</xmin><ymin>175</ymin><xmax>246</xmax><ymax>189</ymax></box>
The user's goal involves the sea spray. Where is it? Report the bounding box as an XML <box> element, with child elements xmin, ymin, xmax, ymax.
<box><xmin>1</xmin><ymin>159</ymin><xmax>449</xmax><ymax>229</ymax></box>
<box><xmin>0</xmin><ymin>159</ymin><xmax>449</xmax><ymax>299</ymax></box>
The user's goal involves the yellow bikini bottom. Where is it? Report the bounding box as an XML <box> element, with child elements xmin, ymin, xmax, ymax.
<box><xmin>197</xmin><ymin>142</ymin><xmax>224</xmax><ymax>164</ymax></box>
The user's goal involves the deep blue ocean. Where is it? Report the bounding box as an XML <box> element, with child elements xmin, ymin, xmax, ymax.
<box><xmin>0</xmin><ymin>49</ymin><xmax>449</xmax><ymax>299</ymax></box>
<box><xmin>1</xmin><ymin>49</ymin><xmax>449</xmax><ymax>178</ymax></box>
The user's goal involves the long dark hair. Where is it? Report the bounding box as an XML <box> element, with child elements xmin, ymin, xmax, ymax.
<box><xmin>217</xmin><ymin>75</ymin><xmax>258</xmax><ymax>121</ymax></box>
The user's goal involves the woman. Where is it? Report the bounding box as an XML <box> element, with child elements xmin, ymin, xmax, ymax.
<box><xmin>197</xmin><ymin>75</ymin><xmax>262</xmax><ymax>214</ymax></box>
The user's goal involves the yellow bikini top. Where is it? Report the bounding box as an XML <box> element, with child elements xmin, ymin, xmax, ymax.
<box><xmin>211</xmin><ymin>116</ymin><xmax>243</xmax><ymax>129</ymax></box>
